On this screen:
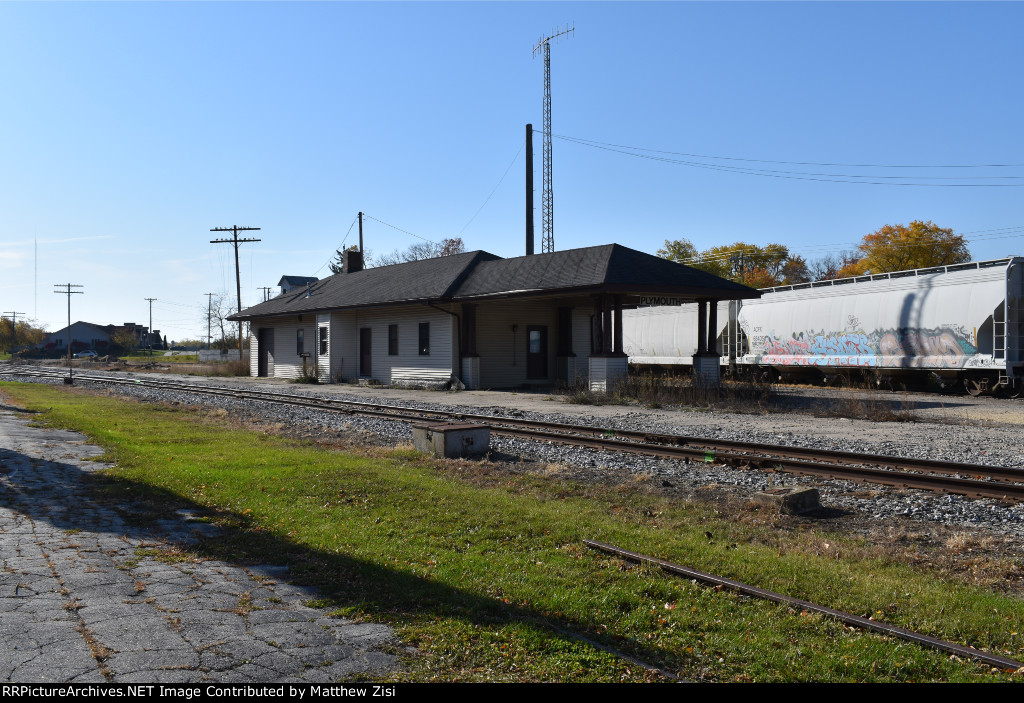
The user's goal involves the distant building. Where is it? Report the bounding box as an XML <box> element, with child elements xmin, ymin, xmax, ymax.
<box><xmin>43</xmin><ymin>321</ymin><xmax>162</xmax><ymax>353</ymax></box>
<box><xmin>278</xmin><ymin>276</ymin><xmax>319</xmax><ymax>296</ymax></box>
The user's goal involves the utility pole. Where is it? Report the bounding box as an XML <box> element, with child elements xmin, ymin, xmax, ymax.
<box><xmin>54</xmin><ymin>283</ymin><xmax>84</xmax><ymax>384</ymax></box>
<box><xmin>205</xmin><ymin>293</ymin><xmax>215</xmax><ymax>350</ymax></box>
<box><xmin>3</xmin><ymin>311</ymin><xmax>25</xmax><ymax>356</ymax></box>
<box><xmin>210</xmin><ymin>225</ymin><xmax>261</xmax><ymax>360</ymax></box>
<box><xmin>257</xmin><ymin>286</ymin><xmax>273</xmax><ymax>302</ymax></box>
<box><xmin>533</xmin><ymin>23</ymin><xmax>573</xmax><ymax>254</ymax></box>
<box><xmin>145</xmin><ymin>297</ymin><xmax>156</xmax><ymax>355</ymax></box>
<box><xmin>358</xmin><ymin>211</ymin><xmax>364</xmax><ymax>253</ymax></box>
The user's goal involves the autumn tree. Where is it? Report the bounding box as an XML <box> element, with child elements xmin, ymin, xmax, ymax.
<box><xmin>0</xmin><ymin>318</ymin><xmax>47</xmax><ymax>354</ymax></box>
<box><xmin>848</xmin><ymin>220</ymin><xmax>970</xmax><ymax>275</ymax></box>
<box><xmin>807</xmin><ymin>251</ymin><xmax>862</xmax><ymax>281</ymax></box>
<box><xmin>656</xmin><ymin>238</ymin><xmax>803</xmax><ymax>287</ymax></box>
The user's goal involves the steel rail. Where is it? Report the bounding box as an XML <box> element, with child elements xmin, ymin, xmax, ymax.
<box><xmin>583</xmin><ymin>539</ymin><xmax>1024</xmax><ymax>672</ymax></box>
<box><xmin>6</xmin><ymin>367</ymin><xmax>1024</xmax><ymax>501</ymax></box>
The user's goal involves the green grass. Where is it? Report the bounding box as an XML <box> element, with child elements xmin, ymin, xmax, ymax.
<box><xmin>121</xmin><ymin>354</ymin><xmax>199</xmax><ymax>363</ymax></box>
<box><xmin>2</xmin><ymin>380</ymin><xmax>1022</xmax><ymax>682</ymax></box>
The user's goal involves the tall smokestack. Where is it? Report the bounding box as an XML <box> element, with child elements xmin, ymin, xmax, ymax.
<box><xmin>526</xmin><ymin>123</ymin><xmax>534</xmax><ymax>256</ymax></box>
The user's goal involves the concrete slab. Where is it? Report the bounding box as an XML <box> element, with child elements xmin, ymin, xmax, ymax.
<box><xmin>752</xmin><ymin>486</ymin><xmax>822</xmax><ymax>515</ymax></box>
<box><xmin>0</xmin><ymin>403</ymin><xmax>402</xmax><ymax>683</ymax></box>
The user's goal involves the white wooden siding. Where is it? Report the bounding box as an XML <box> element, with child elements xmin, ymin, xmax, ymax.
<box><xmin>330</xmin><ymin>311</ymin><xmax>357</xmax><ymax>382</ymax></box>
<box><xmin>316</xmin><ymin>313</ymin><xmax>331</xmax><ymax>382</ymax></box>
<box><xmin>245</xmin><ymin>316</ymin><xmax>316</xmax><ymax>381</ymax></box>
<box><xmin>355</xmin><ymin>307</ymin><xmax>454</xmax><ymax>385</ymax></box>
<box><xmin>475</xmin><ymin>301</ymin><xmax>558</xmax><ymax>388</ymax></box>
<box><xmin>249</xmin><ymin>334</ymin><xmax>259</xmax><ymax>377</ymax></box>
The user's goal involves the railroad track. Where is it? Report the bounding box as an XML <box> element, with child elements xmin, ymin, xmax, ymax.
<box><xmin>6</xmin><ymin>366</ymin><xmax>1024</xmax><ymax>503</ymax></box>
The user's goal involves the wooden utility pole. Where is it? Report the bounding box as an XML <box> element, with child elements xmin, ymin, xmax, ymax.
<box><xmin>205</xmin><ymin>293</ymin><xmax>215</xmax><ymax>350</ymax></box>
<box><xmin>144</xmin><ymin>297</ymin><xmax>156</xmax><ymax>354</ymax></box>
<box><xmin>258</xmin><ymin>286</ymin><xmax>273</xmax><ymax>302</ymax></box>
<box><xmin>53</xmin><ymin>283</ymin><xmax>83</xmax><ymax>383</ymax></box>
<box><xmin>210</xmin><ymin>225</ymin><xmax>261</xmax><ymax>360</ymax></box>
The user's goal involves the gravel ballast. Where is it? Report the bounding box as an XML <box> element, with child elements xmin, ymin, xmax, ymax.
<box><xmin>5</xmin><ymin>367</ymin><xmax>1024</xmax><ymax>541</ymax></box>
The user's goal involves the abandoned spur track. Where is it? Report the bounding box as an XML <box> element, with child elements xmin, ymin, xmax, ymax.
<box><xmin>8</xmin><ymin>367</ymin><xmax>1024</xmax><ymax>504</ymax></box>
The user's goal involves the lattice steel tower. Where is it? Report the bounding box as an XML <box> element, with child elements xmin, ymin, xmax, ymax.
<box><xmin>533</xmin><ymin>24</ymin><xmax>573</xmax><ymax>254</ymax></box>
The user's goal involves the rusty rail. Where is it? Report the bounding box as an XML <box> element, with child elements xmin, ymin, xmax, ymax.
<box><xmin>583</xmin><ymin>540</ymin><xmax>1024</xmax><ymax>672</ymax></box>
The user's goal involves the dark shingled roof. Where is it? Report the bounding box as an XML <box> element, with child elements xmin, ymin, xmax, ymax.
<box><xmin>454</xmin><ymin>244</ymin><xmax>758</xmax><ymax>299</ymax></box>
<box><xmin>232</xmin><ymin>244</ymin><xmax>757</xmax><ymax>320</ymax></box>
<box><xmin>234</xmin><ymin>250</ymin><xmax>500</xmax><ymax>320</ymax></box>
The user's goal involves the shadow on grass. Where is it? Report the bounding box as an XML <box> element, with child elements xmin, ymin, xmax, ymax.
<box><xmin>0</xmin><ymin>443</ymin><xmax>674</xmax><ymax>679</ymax></box>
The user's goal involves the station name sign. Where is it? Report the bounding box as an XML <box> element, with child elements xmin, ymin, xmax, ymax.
<box><xmin>638</xmin><ymin>295</ymin><xmax>687</xmax><ymax>306</ymax></box>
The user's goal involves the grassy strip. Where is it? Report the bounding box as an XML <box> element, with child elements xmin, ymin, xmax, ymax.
<box><xmin>120</xmin><ymin>354</ymin><xmax>200</xmax><ymax>363</ymax></box>
<box><xmin>3</xmin><ymin>381</ymin><xmax>1022</xmax><ymax>682</ymax></box>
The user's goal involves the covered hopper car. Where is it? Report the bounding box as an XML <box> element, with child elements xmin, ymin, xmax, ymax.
<box><xmin>623</xmin><ymin>257</ymin><xmax>1024</xmax><ymax>396</ymax></box>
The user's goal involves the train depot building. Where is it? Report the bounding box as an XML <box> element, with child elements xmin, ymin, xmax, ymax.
<box><xmin>232</xmin><ymin>244</ymin><xmax>758</xmax><ymax>390</ymax></box>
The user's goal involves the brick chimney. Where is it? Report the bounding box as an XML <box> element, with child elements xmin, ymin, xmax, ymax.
<box><xmin>343</xmin><ymin>249</ymin><xmax>364</xmax><ymax>274</ymax></box>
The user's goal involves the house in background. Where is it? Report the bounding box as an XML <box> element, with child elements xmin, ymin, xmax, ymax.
<box><xmin>278</xmin><ymin>276</ymin><xmax>319</xmax><ymax>296</ymax></box>
<box><xmin>233</xmin><ymin>244</ymin><xmax>759</xmax><ymax>390</ymax></box>
<box><xmin>43</xmin><ymin>321</ymin><xmax>161</xmax><ymax>354</ymax></box>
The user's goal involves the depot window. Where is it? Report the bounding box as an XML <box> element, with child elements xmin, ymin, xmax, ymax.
<box><xmin>297</xmin><ymin>329</ymin><xmax>304</xmax><ymax>356</ymax></box>
<box><xmin>418</xmin><ymin>322</ymin><xmax>430</xmax><ymax>356</ymax></box>
<box><xmin>389</xmin><ymin>324</ymin><xmax>399</xmax><ymax>356</ymax></box>
<box><xmin>319</xmin><ymin>327</ymin><xmax>328</xmax><ymax>355</ymax></box>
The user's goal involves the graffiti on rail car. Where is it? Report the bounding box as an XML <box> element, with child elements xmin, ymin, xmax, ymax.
<box><xmin>877</xmin><ymin>328</ymin><xmax>976</xmax><ymax>368</ymax></box>
<box><xmin>753</xmin><ymin>327</ymin><xmax>977</xmax><ymax>368</ymax></box>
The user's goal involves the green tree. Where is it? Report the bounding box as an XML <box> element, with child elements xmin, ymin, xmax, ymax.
<box><xmin>656</xmin><ymin>239</ymin><xmax>797</xmax><ymax>287</ymax></box>
<box><xmin>110</xmin><ymin>329</ymin><xmax>139</xmax><ymax>355</ymax></box>
<box><xmin>329</xmin><ymin>245</ymin><xmax>361</xmax><ymax>275</ymax></box>
<box><xmin>850</xmin><ymin>220</ymin><xmax>970</xmax><ymax>274</ymax></box>
<box><xmin>656</xmin><ymin>238</ymin><xmax>699</xmax><ymax>263</ymax></box>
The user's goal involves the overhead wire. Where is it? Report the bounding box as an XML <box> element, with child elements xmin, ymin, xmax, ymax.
<box><xmin>312</xmin><ymin>215</ymin><xmax>359</xmax><ymax>277</ymax></box>
<box><xmin>457</xmin><ymin>139</ymin><xmax>525</xmax><ymax>237</ymax></box>
<box><xmin>551</xmin><ymin>133</ymin><xmax>1024</xmax><ymax>169</ymax></box>
<box><xmin>362</xmin><ymin>214</ymin><xmax>442</xmax><ymax>246</ymax></box>
<box><xmin>552</xmin><ymin>133</ymin><xmax>1024</xmax><ymax>187</ymax></box>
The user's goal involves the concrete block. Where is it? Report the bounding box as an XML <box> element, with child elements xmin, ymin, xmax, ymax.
<box><xmin>751</xmin><ymin>486</ymin><xmax>820</xmax><ymax>515</ymax></box>
<box><xmin>412</xmin><ymin>422</ymin><xmax>490</xmax><ymax>458</ymax></box>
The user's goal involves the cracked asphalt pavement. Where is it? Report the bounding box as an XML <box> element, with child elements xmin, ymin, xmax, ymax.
<box><xmin>0</xmin><ymin>406</ymin><xmax>401</xmax><ymax>683</ymax></box>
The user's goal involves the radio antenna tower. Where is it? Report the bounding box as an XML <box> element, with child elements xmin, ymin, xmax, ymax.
<box><xmin>533</xmin><ymin>23</ymin><xmax>573</xmax><ymax>254</ymax></box>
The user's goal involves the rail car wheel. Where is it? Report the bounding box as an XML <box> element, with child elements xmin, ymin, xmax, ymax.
<box><xmin>1006</xmin><ymin>380</ymin><xmax>1023</xmax><ymax>399</ymax></box>
<box><xmin>963</xmin><ymin>377</ymin><xmax>987</xmax><ymax>397</ymax></box>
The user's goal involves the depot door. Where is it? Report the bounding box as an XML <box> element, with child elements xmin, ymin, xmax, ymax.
<box><xmin>359</xmin><ymin>328</ymin><xmax>372</xmax><ymax>377</ymax></box>
<box><xmin>526</xmin><ymin>325</ymin><xmax>548</xmax><ymax>379</ymax></box>
<box><xmin>257</xmin><ymin>328</ymin><xmax>274</xmax><ymax>377</ymax></box>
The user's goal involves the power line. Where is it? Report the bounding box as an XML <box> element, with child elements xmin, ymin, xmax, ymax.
<box><xmin>457</xmin><ymin>139</ymin><xmax>525</xmax><ymax>237</ymax></box>
<box><xmin>362</xmin><ymin>214</ymin><xmax>441</xmax><ymax>245</ymax></box>
<box><xmin>312</xmin><ymin>215</ymin><xmax>360</xmax><ymax>277</ymax></box>
<box><xmin>552</xmin><ymin>133</ymin><xmax>1024</xmax><ymax>169</ymax></box>
<box><xmin>554</xmin><ymin>133</ymin><xmax>1024</xmax><ymax>187</ymax></box>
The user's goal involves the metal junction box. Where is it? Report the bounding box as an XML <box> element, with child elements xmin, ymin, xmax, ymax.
<box><xmin>412</xmin><ymin>422</ymin><xmax>490</xmax><ymax>458</ymax></box>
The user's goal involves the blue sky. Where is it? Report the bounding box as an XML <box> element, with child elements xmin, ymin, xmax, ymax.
<box><xmin>2</xmin><ymin>1</ymin><xmax>1022</xmax><ymax>343</ymax></box>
